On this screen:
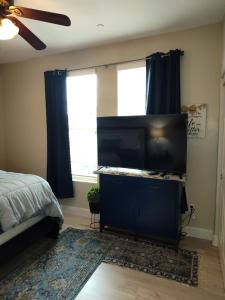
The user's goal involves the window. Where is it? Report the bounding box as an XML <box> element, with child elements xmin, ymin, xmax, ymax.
<box><xmin>66</xmin><ymin>70</ymin><xmax>97</xmax><ymax>179</ymax></box>
<box><xmin>117</xmin><ymin>61</ymin><xmax>146</xmax><ymax>116</ymax></box>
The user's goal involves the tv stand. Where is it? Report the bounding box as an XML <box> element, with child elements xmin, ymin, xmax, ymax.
<box><xmin>96</xmin><ymin>167</ymin><xmax>185</xmax><ymax>245</ymax></box>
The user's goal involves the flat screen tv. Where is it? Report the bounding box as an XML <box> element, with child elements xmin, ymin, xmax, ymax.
<box><xmin>97</xmin><ymin>114</ymin><xmax>187</xmax><ymax>174</ymax></box>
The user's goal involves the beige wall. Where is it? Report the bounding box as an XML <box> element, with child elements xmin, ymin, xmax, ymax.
<box><xmin>0</xmin><ymin>72</ymin><xmax>5</xmax><ymax>169</ymax></box>
<box><xmin>96</xmin><ymin>66</ymin><xmax>117</xmax><ymax>117</ymax></box>
<box><xmin>0</xmin><ymin>23</ymin><xmax>222</xmax><ymax>229</ymax></box>
<box><xmin>222</xmin><ymin>19</ymin><xmax>225</xmax><ymax>72</ymax></box>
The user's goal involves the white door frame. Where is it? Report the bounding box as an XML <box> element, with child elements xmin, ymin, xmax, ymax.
<box><xmin>214</xmin><ymin>76</ymin><xmax>225</xmax><ymax>246</ymax></box>
<box><xmin>214</xmin><ymin>72</ymin><xmax>225</xmax><ymax>287</ymax></box>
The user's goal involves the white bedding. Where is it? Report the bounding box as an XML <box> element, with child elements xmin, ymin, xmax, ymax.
<box><xmin>0</xmin><ymin>171</ymin><xmax>63</xmax><ymax>232</ymax></box>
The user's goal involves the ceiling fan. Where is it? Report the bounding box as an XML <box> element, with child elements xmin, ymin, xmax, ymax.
<box><xmin>0</xmin><ymin>0</ymin><xmax>71</xmax><ymax>50</ymax></box>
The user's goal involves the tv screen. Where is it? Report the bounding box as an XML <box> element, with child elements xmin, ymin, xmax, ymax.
<box><xmin>97</xmin><ymin>114</ymin><xmax>187</xmax><ymax>174</ymax></box>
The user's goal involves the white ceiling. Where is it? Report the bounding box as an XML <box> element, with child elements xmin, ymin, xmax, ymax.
<box><xmin>0</xmin><ymin>0</ymin><xmax>225</xmax><ymax>64</ymax></box>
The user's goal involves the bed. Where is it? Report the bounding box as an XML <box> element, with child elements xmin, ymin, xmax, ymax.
<box><xmin>0</xmin><ymin>170</ymin><xmax>63</xmax><ymax>262</ymax></box>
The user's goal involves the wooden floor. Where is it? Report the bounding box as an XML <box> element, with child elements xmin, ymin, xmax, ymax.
<box><xmin>64</xmin><ymin>214</ymin><xmax>225</xmax><ymax>300</ymax></box>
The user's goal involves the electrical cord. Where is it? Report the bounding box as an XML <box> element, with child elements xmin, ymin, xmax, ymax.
<box><xmin>181</xmin><ymin>206</ymin><xmax>195</xmax><ymax>239</ymax></box>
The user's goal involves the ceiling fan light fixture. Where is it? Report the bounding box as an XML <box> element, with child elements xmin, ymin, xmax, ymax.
<box><xmin>0</xmin><ymin>18</ymin><xmax>19</xmax><ymax>40</ymax></box>
<box><xmin>0</xmin><ymin>1</ymin><xmax>71</xmax><ymax>49</ymax></box>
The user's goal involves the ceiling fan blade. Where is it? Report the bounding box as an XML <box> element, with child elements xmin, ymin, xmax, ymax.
<box><xmin>10</xmin><ymin>6</ymin><xmax>71</xmax><ymax>26</ymax></box>
<box><xmin>8</xmin><ymin>16</ymin><xmax>46</xmax><ymax>50</ymax></box>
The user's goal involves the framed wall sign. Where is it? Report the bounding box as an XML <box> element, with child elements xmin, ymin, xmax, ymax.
<box><xmin>181</xmin><ymin>104</ymin><xmax>207</xmax><ymax>138</ymax></box>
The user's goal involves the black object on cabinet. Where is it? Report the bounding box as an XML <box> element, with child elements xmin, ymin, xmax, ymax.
<box><xmin>100</xmin><ymin>174</ymin><xmax>183</xmax><ymax>244</ymax></box>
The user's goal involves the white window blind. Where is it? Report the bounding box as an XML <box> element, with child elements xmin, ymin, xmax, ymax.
<box><xmin>66</xmin><ymin>69</ymin><xmax>97</xmax><ymax>178</ymax></box>
<box><xmin>117</xmin><ymin>61</ymin><xmax>146</xmax><ymax>116</ymax></box>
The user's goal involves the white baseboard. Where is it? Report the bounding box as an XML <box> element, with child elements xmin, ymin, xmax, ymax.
<box><xmin>184</xmin><ymin>226</ymin><xmax>213</xmax><ymax>241</ymax></box>
<box><xmin>212</xmin><ymin>234</ymin><xmax>219</xmax><ymax>247</ymax></box>
<box><xmin>61</xmin><ymin>205</ymin><xmax>214</xmax><ymax>241</ymax></box>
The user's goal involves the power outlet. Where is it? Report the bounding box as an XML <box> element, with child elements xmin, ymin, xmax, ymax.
<box><xmin>189</xmin><ymin>204</ymin><xmax>196</xmax><ymax>219</ymax></box>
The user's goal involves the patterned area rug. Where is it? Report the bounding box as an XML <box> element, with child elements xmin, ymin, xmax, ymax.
<box><xmin>0</xmin><ymin>228</ymin><xmax>198</xmax><ymax>299</ymax></box>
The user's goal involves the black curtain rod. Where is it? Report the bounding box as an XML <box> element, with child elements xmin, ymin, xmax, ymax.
<box><xmin>68</xmin><ymin>49</ymin><xmax>184</xmax><ymax>72</ymax></box>
<box><xmin>146</xmin><ymin>49</ymin><xmax>184</xmax><ymax>59</ymax></box>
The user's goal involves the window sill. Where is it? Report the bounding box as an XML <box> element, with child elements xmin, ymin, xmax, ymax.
<box><xmin>72</xmin><ymin>175</ymin><xmax>97</xmax><ymax>184</ymax></box>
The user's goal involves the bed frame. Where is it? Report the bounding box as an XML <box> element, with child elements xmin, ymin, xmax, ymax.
<box><xmin>0</xmin><ymin>217</ymin><xmax>60</xmax><ymax>265</ymax></box>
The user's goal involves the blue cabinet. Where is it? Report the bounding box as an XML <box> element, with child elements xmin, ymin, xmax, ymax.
<box><xmin>100</xmin><ymin>174</ymin><xmax>182</xmax><ymax>243</ymax></box>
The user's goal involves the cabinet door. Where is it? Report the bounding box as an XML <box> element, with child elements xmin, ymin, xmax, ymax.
<box><xmin>100</xmin><ymin>174</ymin><xmax>138</xmax><ymax>231</ymax></box>
<box><xmin>137</xmin><ymin>179</ymin><xmax>181</xmax><ymax>240</ymax></box>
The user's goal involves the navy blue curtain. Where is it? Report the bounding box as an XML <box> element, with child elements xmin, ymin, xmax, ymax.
<box><xmin>146</xmin><ymin>49</ymin><xmax>187</xmax><ymax>213</ymax></box>
<box><xmin>44</xmin><ymin>70</ymin><xmax>74</xmax><ymax>199</ymax></box>
<box><xmin>146</xmin><ymin>49</ymin><xmax>182</xmax><ymax>114</ymax></box>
